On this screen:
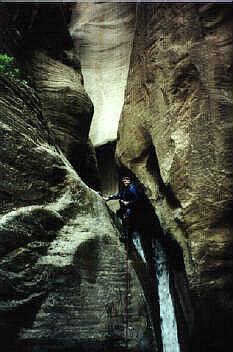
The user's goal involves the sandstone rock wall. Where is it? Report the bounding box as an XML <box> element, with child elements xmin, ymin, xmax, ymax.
<box><xmin>28</xmin><ymin>50</ymin><xmax>97</xmax><ymax>188</ymax></box>
<box><xmin>0</xmin><ymin>74</ymin><xmax>154</xmax><ymax>352</ymax></box>
<box><xmin>70</xmin><ymin>3</ymin><xmax>136</xmax><ymax>147</ymax></box>
<box><xmin>116</xmin><ymin>4</ymin><xmax>233</xmax><ymax>351</ymax></box>
<box><xmin>1</xmin><ymin>3</ymin><xmax>100</xmax><ymax>190</ymax></box>
<box><xmin>20</xmin><ymin>3</ymin><xmax>100</xmax><ymax>189</ymax></box>
<box><xmin>0</xmin><ymin>4</ymin><xmax>155</xmax><ymax>351</ymax></box>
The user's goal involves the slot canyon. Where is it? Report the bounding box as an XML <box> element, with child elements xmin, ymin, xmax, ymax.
<box><xmin>0</xmin><ymin>2</ymin><xmax>232</xmax><ymax>352</ymax></box>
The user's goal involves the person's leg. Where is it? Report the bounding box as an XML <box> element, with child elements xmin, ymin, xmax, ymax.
<box><xmin>124</xmin><ymin>209</ymin><xmax>133</xmax><ymax>241</ymax></box>
<box><xmin>115</xmin><ymin>208</ymin><xmax>128</xmax><ymax>241</ymax></box>
<box><xmin>116</xmin><ymin>208</ymin><xmax>123</xmax><ymax>223</ymax></box>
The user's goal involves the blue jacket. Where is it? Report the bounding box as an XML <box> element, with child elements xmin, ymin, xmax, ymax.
<box><xmin>108</xmin><ymin>183</ymin><xmax>139</xmax><ymax>208</ymax></box>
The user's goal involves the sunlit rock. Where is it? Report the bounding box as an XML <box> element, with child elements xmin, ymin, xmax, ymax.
<box><xmin>70</xmin><ymin>2</ymin><xmax>136</xmax><ymax>147</ymax></box>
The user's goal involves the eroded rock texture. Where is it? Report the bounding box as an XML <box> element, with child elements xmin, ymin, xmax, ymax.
<box><xmin>0</xmin><ymin>75</ymin><xmax>153</xmax><ymax>352</ymax></box>
<box><xmin>70</xmin><ymin>3</ymin><xmax>136</xmax><ymax>147</ymax></box>
<box><xmin>116</xmin><ymin>4</ymin><xmax>233</xmax><ymax>351</ymax></box>
<box><xmin>17</xmin><ymin>3</ymin><xmax>100</xmax><ymax>189</ymax></box>
<box><xmin>28</xmin><ymin>50</ymin><xmax>97</xmax><ymax>188</ymax></box>
<box><xmin>0</xmin><ymin>4</ymin><xmax>154</xmax><ymax>351</ymax></box>
<box><xmin>1</xmin><ymin>2</ymin><xmax>99</xmax><ymax>189</ymax></box>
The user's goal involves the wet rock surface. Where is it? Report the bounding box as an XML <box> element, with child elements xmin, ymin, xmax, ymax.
<box><xmin>0</xmin><ymin>5</ymin><xmax>155</xmax><ymax>350</ymax></box>
<box><xmin>1</xmin><ymin>3</ymin><xmax>233</xmax><ymax>351</ymax></box>
<box><xmin>116</xmin><ymin>3</ymin><xmax>233</xmax><ymax>351</ymax></box>
<box><xmin>0</xmin><ymin>74</ymin><xmax>153</xmax><ymax>351</ymax></box>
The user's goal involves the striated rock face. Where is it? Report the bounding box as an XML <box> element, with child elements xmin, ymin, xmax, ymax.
<box><xmin>0</xmin><ymin>75</ymin><xmax>154</xmax><ymax>351</ymax></box>
<box><xmin>1</xmin><ymin>2</ymin><xmax>99</xmax><ymax>190</ymax></box>
<box><xmin>15</xmin><ymin>2</ymin><xmax>100</xmax><ymax>189</ymax></box>
<box><xmin>0</xmin><ymin>4</ymin><xmax>155</xmax><ymax>351</ymax></box>
<box><xmin>28</xmin><ymin>50</ymin><xmax>96</xmax><ymax>188</ymax></box>
<box><xmin>70</xmin><ymin>3</ymin><xmax>136</xmax><ymax>147</ymax></box>
<box><xmin>116</xmin><ymin>3</ymin><xmax>233</xmax><ymax>351</ymax></box>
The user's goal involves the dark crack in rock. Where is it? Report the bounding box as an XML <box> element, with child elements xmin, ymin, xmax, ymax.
<box><xmin>0</xmin><ymin>70</ymin><xmax>154</xmax><ymax>351</ymax></box>
<box><xmin>116</xmin><ymin>4</ymin><xmax>233</xmax><ymax>351</ymax></box>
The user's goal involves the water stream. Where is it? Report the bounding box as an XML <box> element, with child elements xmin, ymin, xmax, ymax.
<box><xmin>132</xmin><ymin>233</ymin><xmax>180</xmax><ymax>352</ymax></box>
<box><xmin>154</xmin><ymin>240</ymin><xmax>180</xmax><ymax>352</ymax></box>
<box><xmin>132</xmin><ymin>231</ymin><xmax>147</xmax><ymax>264</ymax></box>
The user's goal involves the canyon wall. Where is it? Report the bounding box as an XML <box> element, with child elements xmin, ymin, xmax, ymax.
<box><xmin>70</xmin><ymin>3</ymin><xmax>136</xmax><ymax>147</ymax></box>
<box><xmin>1</xmin><ymin>2</ymin><xmax>233</xmax><ymax>351</ymax></box>
<box><xmin>0</xmin><ymin>4</ymin><xmax>155</xmax><ymax>351</ymax></box>
<box><xmin>116</xmin><ymin>3</ymin><xmax>233</xmax><ymax>351</ymax></box>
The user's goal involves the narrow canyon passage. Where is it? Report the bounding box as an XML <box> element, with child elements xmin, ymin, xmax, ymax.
<box><xmin>2</xmin><ymin>3</ymin><xmax>232</xmax><ymax>352</ymax></box>
<box><xmin>70</xmin><ymin>2</ymin><xmax>136</xmax><ymax>147</ymax></box>
<box><xmin>154</xmin><ymin>240</ymin><xmax>180</xmax><ymax>352</ymax></box>
<box><xmin>94</xmin><ymin>144</ymin><xmax>193</xmax><ymax>351</ymax></box>
<box><xmin>69</xmin><ymin>3</ymin><xmax>193</xmax><ymax>351</ymax></box>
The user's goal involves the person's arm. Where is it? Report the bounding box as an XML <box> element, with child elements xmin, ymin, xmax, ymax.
<box><xmin>103</xmin><ymin>191</ymin><xmax>122</xmax><ymax>201</ymax></box>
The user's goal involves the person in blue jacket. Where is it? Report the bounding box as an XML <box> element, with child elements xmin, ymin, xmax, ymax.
<box><xmin>103</xmin><ymin>176</ymin><xmax>140</xmax><ymax>237</ymax></box>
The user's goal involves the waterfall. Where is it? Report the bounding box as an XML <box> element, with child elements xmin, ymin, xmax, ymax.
<box><xmin>132</xmin><ymin>231</ymin><xmax>147</xmax><ymax>264</ymax></box>
<box><xmin>128</xmin><ymin>231</ymin><xmax>181</xmax><ymax>351</ymax></box>
<box><xmin>154</xmin><ymin>240</ymin><xmax>180</xmax><ymax>352</ymax></box>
